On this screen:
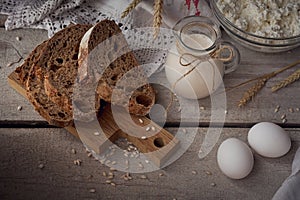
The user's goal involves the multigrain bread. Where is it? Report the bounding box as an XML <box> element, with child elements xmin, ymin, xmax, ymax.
<box><xmin>15</xmin><ymin>40</ymin><xmax>47</xmax><ymax>85</ymax></box>
<box><xmin>26</xmin><ymin>24</ymin><xmax>92</xmax><ymax>127</ymax></box>
<box><xmin>78</xmin><ymin>20</ymin><xmax>155</xmax><ymax>116</ymax></box>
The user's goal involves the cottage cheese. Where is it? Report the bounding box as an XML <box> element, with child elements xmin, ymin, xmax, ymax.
<box><xmin>216</xmin><ymin>0</ymin><xmax>300</xmax><ymax>38</ymax></box>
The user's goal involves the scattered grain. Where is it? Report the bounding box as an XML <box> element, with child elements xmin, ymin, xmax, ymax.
<box><xmin>205</xmin><ymin>171</ymin><xmax>212</xmax><ymax>175</ymax></box>
<box><xmin>141</xmin><ymin>136</ymin><xmax>147</xmax><ymax>140</ymax></box>
<box><xmin>282</xmin><ymin>118</ymin><xmax>287</xmax><ymax>123</ymax></box>
<box><xmin>138</xmin><ymin>118</ymin><xmax>144</xmax><ymax>124</ymax></box>
<box><xmin>94</xmin><ymin>132</ymin><xmax>100</xmax><ymax>136</ymax></box>
<box><xmin>191</xmin><ymin>170</ymin><xmax>197</xmax><ymax>175</ymax></box>
<box><xmin>140</xmin><ymin>175</ymin><xmax>147</xmax><ymax>179</ymax></box>
<box><xmin>87</xmin><ymin>152</ymin><xmax>92</xmax><ymax>157</ymax></box>
<box><xmin>146</xmin><ymin>127</ymin><xmax>151</xmax><ymax>131</ymax></box>
<box><xmin>38</xmin><ymin>163</ymin><xmax>44</xmax><ymax>169</ymax></box>
<box><xmin>102</xmin><ymin>172</ymin><xmax>107</xmax><ymax>177</ymax></box>
<box><xmin>138</xmin><ymin>162</ymin><xmax>144</xmax><ymax>169</ymax></box>
<box><xmin>289</xmin><ymin>108</ymin><xmax>294</xmax><ymax>113</ymax></box>
<box><xmin>73</xmin><ymin>159</ymin><xmax>82</xmax><ymax>166</ymax></box>
<box><xmin>281</xmin><ymin>114</ymin><xmax>286</xmax><ymax>120</ymax></box>
<box><xmin>145</xmin><ymin>160</ymin><xmax>150</xmax><ymax>164</ymax></box>
<box><xmin>106</xmin><ymin>180</ymin><xmax>112</xmax><ymax>184</ymax></box>
<box><xmin>151</xmin><ymin>126</ymin><xmax>156</xmax><ymax>131</ymax></box>
<box><xmin>17</xmin><ymin>105</ymin><xmax>22</xmax><ymax>111</ymax></box>
<box><xmin>71</xmin><ymin>148</ymin><xmax>76</xmax><ymax>154</ymax></box>
<box><xmin>296</xmin><ymin>108</ymin><xmax>300</xmax><ymax>112</ymax></box>
<box><xmin>111</xmin><ymin>161</ymin><xmax>117</xmax><ymax>165</ymax></box>
<box><xmin>224</xmin><ymin>110</ymin><xmax>228</xmax><ymax>114</ymax></box>
<box><xmin>274</xmin><ymin>105</ymin><xmax>280</xmax><ymax>113</ymax></box>
<box><xmin>110</xmin><ymin>182</ymin><xmax>116</xmax><ymax>186</ymax></box>
<box><xmin>110</xmin><ymin>167</ymin><xmax>116</xmax><ymax>171</ymax></box>
<box><xmin>159</xmin><ymin>173</ymin><xmax>164</xmax><ymax>177</ymax></box>
<box><xmin>211</xmin><ymin>182</ymin><xmax>216</xmax><ymax>187</ymax></box>
<box><xmin>89</xmin><ymin>189</ymin><xmax>96</xmax><ymax>193</ymax></box>
<box><xmin>200</xmin><ymin>106</ymin><xmax>205</xmax><ymax>110</ymax></box>
<box><xmin>15</xmin><ymin>36</ymin><xmax>21</xmax><ymax>41</ymax></box>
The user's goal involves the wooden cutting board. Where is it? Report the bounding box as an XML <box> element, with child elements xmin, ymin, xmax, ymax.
<box><xmin>8</xmin><ymin>71</ymin><xmax>179</xmax><ymax>167</ymax></box>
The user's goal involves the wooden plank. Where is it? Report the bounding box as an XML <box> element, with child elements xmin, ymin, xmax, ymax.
<box><xmin>0</xmin><ymin>127</ymin><xmax>299</xmax><ymax>199</ymax></box>
<box><xmin>1</xmin><ymin>27</ymin><xmax>300</xmax><ymax>125</ymax></box>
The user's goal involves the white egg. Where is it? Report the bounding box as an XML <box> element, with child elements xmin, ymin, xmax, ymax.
<box><xmin>248</xmin><ymin>122</ymin><xmax>291</xmax><ymax>158</ymax></box>
<box><xmin>217</xmin><ymin>138</ymin><xmax>254</xmax><ymax>179</ymax></box>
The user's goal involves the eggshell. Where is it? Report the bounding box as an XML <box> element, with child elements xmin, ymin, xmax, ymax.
<box><xmin>248</xmin><ymin>122</ymin><xmax>291</xmax><ymax>158</ymax></box>
<box><xmin>217</xmin><ymin>138</ymin><xmax>254</xmax><ymax>179</ymax></box>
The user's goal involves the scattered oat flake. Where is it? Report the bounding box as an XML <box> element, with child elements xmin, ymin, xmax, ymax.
<box><xmin>296</xmin><ymin>108</ymin><xmax>299</xmax><ymax>112</ymax></box>
<box><xmin>89</xmin><ymin>189</ymin><xmax>96</xmax><ymax>193</ymax></box>
<box><xmin>289</xmin><ymin>108</ymin><xmax>294</xmax><ymax>113</ymax></box>
<box><xmin>138</xmin><ymin>163</ymin><xmax>144</xmax><ymax>169</ymax></box>
<box><xmin>281</xmin><ymin>114</ymin><xmax>286</xmax><ymax>120</ymax></box>
<box><xmin>17</xmin><ymin>106</ymin><xmax>22</xmax><ymax>111</ymax></box>
<box><xmin>94</xmin><ymin>132</ymin><xmax>100</xmax><ymax>136</ymax></box>
<box><xmin>110</xmin><ymin>167</ymin><xmax>116</xmax><ymax>171</ymax></box>
<box><xmin>211</xmin><ymin>182</ymin><xmax>216</xmax><ymax>187</ymax></box>
<box><xmin>16</xmin><ymin>36</ymin><xmax>21</xmax><ymax>41</ymax></box>
<box><xmin>191</xmin><ymin>170</ymin><xmax>197</xmax><ymax>175</ymax></box>
<box><xmin>146</xmin><ymin>127</ymin><xmax>151</xmax><ymax>131</ymax></box>
<box><xmin>282</xmin><ymin>118</ymin><xmax>287</xmax><ymax>123</ymax></box>
<box><xmin>145</xmin><ymin>160</ymin><xmax>150</xmax><ymax>164</ymax></box>
<box><xmin>200</xmin><ymin>106</ymin><xmax>205</xmax><ymax>110</ymax></box>
<box><xmin>224</xmin><ymin>110</ymin><xmax>228</xmax><ymax>114</ymax></box>
<box><xmin>111</xmin><ymin>161</ymin><xmax>117</xmax><ymax>165</ymax></box>
<box><xmin>102</xmin><ymin>172</ymin><xmax>107</xmax><ymax>177</ymax></box>
<box><xmin>138</xmin><ymin>118</ymin><xmax>144</xmax><ymax>124</ymax></box>
<box><xmin>87</xmin><ymin>152</ymin><xmax>92</xmax><ymax>157</ymax></box>
<box><xmin>141</xmin><ymin>136</ymin><xmax>147</xmax><ymax>140</ymax></box>
<box><xmin>159</xmin><ymin>173</ymin><xmax>164</xmax><ymax>177</ymax></box>
<box><xmin>151</xmin><ymin>126</ymin><xmax>156</xmax><ymax>131</ymax></box>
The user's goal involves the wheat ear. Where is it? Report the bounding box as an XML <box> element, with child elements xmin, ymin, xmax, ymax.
<box><xmin>121</xmin><ymin>0</ymin><xmax>142</xmax><ymax>18</ymax></box>
<box><xmin>153</xmin><ymin>0</ymin><xmax>163</xmax><ymax>38</ymax></box>
<box><xmin>272</xmin><ymin>69</ymin><xmax>300</xmax><ymax>92</ymax></box>
<box><xmin>238</xmin><ymin>73</ymin><xmax>275</xmax><ymax>107</ymax></box>
<box><xmin>237</xmin><ymin>59</ymin><xmax>300</xmax><ymax>107</ymax></box>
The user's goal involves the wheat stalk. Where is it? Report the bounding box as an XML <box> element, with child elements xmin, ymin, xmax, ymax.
<box><xmin>272</xmin><ymin>68</ymin><xmax>300</xmax><ymax>92</ymax></box>
<box><xmin>238</xmin><ymin>73</ymin><xmax>275</xmax><ymax>107</ymax></box>
<box><xmin>237</xmin><ymin>59</ymin><xmax>300</xmax><ymax>107</ymax></box>
<box><xmin>153</xmin><ymin>0</ymin><xmax>163</xmax><ymax>38</ymax></box>
<box><xmin>121</xmin><ymin>0</ymin><xmax>142</xmax><ymax>18</ymax></box>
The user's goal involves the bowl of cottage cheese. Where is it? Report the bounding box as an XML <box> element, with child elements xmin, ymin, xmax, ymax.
<box><xmin>211</xmin><ymin>0</ymin><xmax>300</xmax><ymax>52</ymax></box>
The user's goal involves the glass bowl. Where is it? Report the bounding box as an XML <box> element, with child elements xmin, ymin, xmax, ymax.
<box><xmin>210</xmin><ymin>1</ymin><xmax>300</xmax><ymax>53</ymax></box>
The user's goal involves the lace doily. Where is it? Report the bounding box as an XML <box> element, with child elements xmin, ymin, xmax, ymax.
<box><xmin>0</xmin><ymin>0</ymin><xmax>213</xmax><ymax>76</ymax></box>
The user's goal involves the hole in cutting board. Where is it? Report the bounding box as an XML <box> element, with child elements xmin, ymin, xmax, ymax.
<box><xmin>153</xmin><ymin>137</ymin><xmax>164</xmax><ymax>148</ymax></box>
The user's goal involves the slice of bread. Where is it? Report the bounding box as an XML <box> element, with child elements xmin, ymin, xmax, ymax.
<box><xmin>78</xmin><ymin>20</ymin><xmax>155</xmax><ymax>116</ymax></box>
<box><xmin>15</xmin><ymin>40</ymin><xmax>47</xmax><ymax>85</ymax></box>
<box><xmin>26</xmin><ymin>24</ymin><xmax>92</xmax><ymax>127</ymax></box>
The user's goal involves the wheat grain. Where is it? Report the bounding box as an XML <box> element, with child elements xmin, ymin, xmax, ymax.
<box><xmin>153</xmin><ymin>0</ymin><xmax>163</xmax><ymax>38</ymax></box>
<box><xmin>272</xmin><ymin>69</ymin><xmax>300</xmax><ymax>92</ymax></box>
<box><xmin>121</xmin><ymin>0</ymin><xmax>141</xmax><ymax>18</ymax></box>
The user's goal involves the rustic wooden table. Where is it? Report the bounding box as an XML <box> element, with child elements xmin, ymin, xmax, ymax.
<box><xmin>1</xmin><ymin>15</ymin><xmax>300</xmax><ymax>200</ymax></box>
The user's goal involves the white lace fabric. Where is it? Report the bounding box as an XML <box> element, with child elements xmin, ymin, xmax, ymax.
<box><xmin>0</xmin><ymin>0</ymin><xmax>212</xmax><ymax>75</ymax></box>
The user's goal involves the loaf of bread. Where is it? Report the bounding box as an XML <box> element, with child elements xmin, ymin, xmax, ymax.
<box><xmin>19</xmin><ymin>20</ymin><xmax>155</xmax><ymax>127</ymax></box>
<box><xmin>78</xmin><ymin>20</ymin><xmax>155</xmax><ymax>116</ymax></box>
<box><xmin>26</xmin><ymin>24</ymin><xmax>92</xmax><ymax>127</ymax></box>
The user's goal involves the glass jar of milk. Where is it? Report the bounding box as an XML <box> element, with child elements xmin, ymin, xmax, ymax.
<box><xmin>165</xmin><ymin>16</ymin><xmax>240</xmax><ymax>99</ymax></box>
